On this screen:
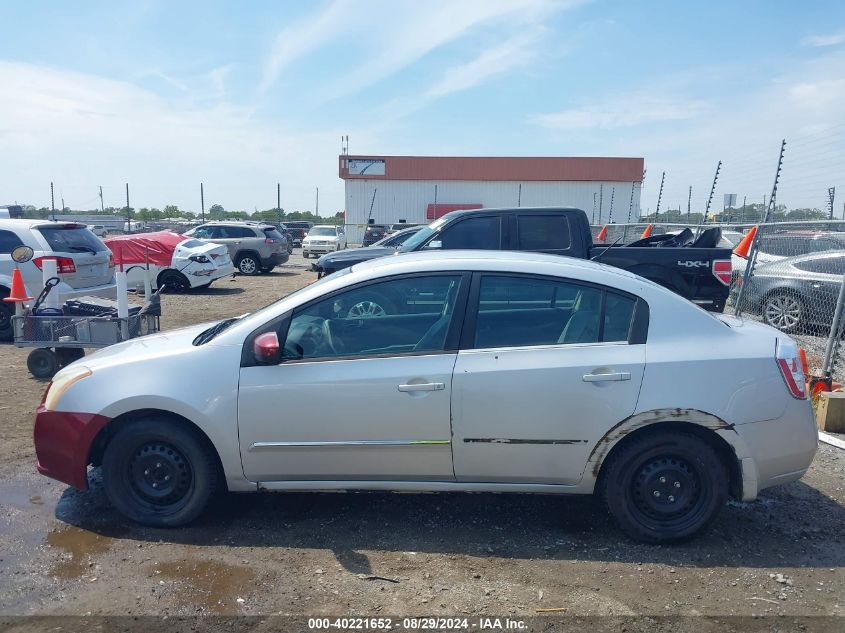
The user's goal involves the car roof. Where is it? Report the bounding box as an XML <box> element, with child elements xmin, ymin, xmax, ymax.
<box><xmin>438</xmin><ymin>206</ymin><xmax>584</xmax><ymax>222</ymax></box>
<box><xmin>0</xmin><ymin>219</ymin><xmax>85</xmax><ymax>229</ymax></box>
<box><xmin>310</xmin><ymin>224</ymin><xmax>338</xmax><ymax>229</ymax></box>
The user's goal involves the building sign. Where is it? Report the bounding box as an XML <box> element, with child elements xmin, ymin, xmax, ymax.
<box><xmin>347</xmin><ymin>159</ymin><xmax>386</xmax><ymax>176</ymax></box>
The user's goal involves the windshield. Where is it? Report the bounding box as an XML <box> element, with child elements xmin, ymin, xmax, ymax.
<box><xmin>308</xmin><ymin>227</ymin><xmax>336</xmax><ymax>236</ymax></box>
<box><xmin>38</xmin><ymin>225</ymin><xmax>107</xmax><ymax>253</ymax></box>
<box><xmin>398</xmin><ymin>218</ymin><xmax>446</xmax><ymax>252</ymax></box>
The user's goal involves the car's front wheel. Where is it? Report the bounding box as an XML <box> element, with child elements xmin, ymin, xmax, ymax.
<box><xmin>102</xmin><ymin>418</ymin><xmax>219</xmax><ymax>527</ymax></box>
<box><xmin>763</xmin><ymin>292</ymin><xmax>804</xmax><ymax>333</ymax></box>
<box><xmin>600</xmin><ymin>430</ymin><xmax>727</xmax><ymax>543</ymax></box>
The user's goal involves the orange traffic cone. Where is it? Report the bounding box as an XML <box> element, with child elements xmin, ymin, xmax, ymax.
<box><xmin>640</xmin><ymin>224</ymin><xmax>653</xmax><ymax>238</ymax></box>
<box><xmin>733</xmin><ymin>226</ymin><xmax>758</xmax><ymax>258</ymax></box>
<box><xmin>799</xmin><ymin>347</ymin><xmax>809</xmax><ymax>376</ymax></box>
<box><xmin>2</xmin><ymin>268</ymin><xmax>33</xmax><ymax>303</ymax></box>
<box><xmin>597</xmin><ymin>226</ymin><xmax>608</xmax><ymax>242</ymax></box>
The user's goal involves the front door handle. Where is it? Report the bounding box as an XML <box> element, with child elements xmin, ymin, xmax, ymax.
<box><xmin>398</xmin><ymin>382</ymin><xmax>445</xmax><ymax>392</ymax></box>
<box><xmin>582</xmin><ymin>372</ymin><xmax>631</xmax><ymax>383</ymax></box>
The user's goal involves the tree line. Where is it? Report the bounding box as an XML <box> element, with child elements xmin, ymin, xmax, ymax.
<box><xmin>17</xmin><ymin>204</ymin><xmax>344</xmax><ymax>224</ymax></box>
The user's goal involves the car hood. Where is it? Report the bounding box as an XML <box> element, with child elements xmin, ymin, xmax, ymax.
<box><xmin>69</xmin><ymin>321</ymin><xmax>224</xmax><ymax>371</ymax></box>
<box><xmin>319</xmin><ymin>246</ymin><xmax>395</xmax><ymax>264</ymax></box>
<box><xmin>303</xmin><ymin>235</ymin><xmax>338</xmax><ymax>241</ymax></box>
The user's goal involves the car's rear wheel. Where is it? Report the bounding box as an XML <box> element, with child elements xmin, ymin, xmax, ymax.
<box><xmin>236</xmin><ymin>254</ymin><xmax>260</xmax><ymax>275</ymax></box>
<box><xmin>600</xmin><ymin>430</ymin><xmax>727</xmax><ymax>543</ymax></box>
<box><xmin>27</xmin><ymin>348</ymin><xmax>58</xmax><ymax>379</ymax></box>
<box><xmin>102</xmin><ymin>418</ymin><xmax>218</xmax><ymax>527</ymax></box>
<box><xmin>0</xmin><ymin>298</ymin><xmax>13</xmax><ymax>342</ymax></box>
<box><xmin>763</xmin><ymin>292</ymin><xmax>803</xmax><ymax>333</ymax></box>
<box><xmin>158</xmin><ymin>270</ymin><xmax>191</xmax><ymax>293</ymax></box>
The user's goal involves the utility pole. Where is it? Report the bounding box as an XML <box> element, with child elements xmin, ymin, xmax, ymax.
<box><xmin>598</xmin><ymin>184</ymin><xmax>604</xmax><ymax>224</ymax></box>
<box><xmin>125</xmin><ymin>183</ymin><xmax>131</xmax><ymax>232</ymax></box>
<box><xmin>517</xmin><ymin>183</ymin><xmax>522</xmax><ymax>207</ymax></box>
<box><xmin>99</xmin><ymin>186</ymin><xmax>105</xmax><ymax>213</ymax></box>
<box><xmin>608</xmin><ymin>186</ymin><xmax>615</xmax><ymax>224</ymax></box>
<box><xmin>277</xmin><ymin>183</ymin><xmax>282</xmax><ymax>224</ymax></box>
<box><xmin>315</xmin><ymin>186</ymin><xmax>319</xmax><ymax>218</ymax></box>
<box><xmin>740</xmin><ymin>195</ymin><xmax>746</xmax><ymax>225</ymax></box>
<box><xmin>200</xmin><ymin>183</ymin><xmax>205</xmax><ymax>223</ymax></box>
<box><xmin>61</xmin><ymin>197</ymin><xmax>65</xmax><ymax>213</ymax></box>
<box><xmin>654</xmin><ymin>171</ymin><xmax>665</xmax><ymax>222</ymax></box>
<box><xmin>50</xmin><ymin>182</ymin><xmax>55</xmax><ymax>221</ymax></box>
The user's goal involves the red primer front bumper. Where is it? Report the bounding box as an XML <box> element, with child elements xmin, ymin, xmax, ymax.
<box><xmin>33</xmin><ymin>405</ymin><xmax>111</xmax><ymax>489</ymax></box>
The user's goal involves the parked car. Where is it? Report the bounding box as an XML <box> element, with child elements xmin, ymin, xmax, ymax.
<box><xmin>185</xmin><ymin>221</ymin><xmax>289</xmax><ymax>275</ymax></box>
<box><xmin>733</xmin><ymin>250</ymin><xmax>845</xmax><ymax>334</ymax></box>
<box><xmin>104</xmin><ymin>232</ymin><xmax>235</xmax><ymax>293</ymax></box>
<box><xmin>34</xmin><ymin>251</ymin><xmax>816</xmax><ymax>542</ymax></box>
<box><xmin>0</xmin><ymin>220</ymin><xmax>116</xmax><ymax>341</ymax></box>
<box><xmin>88</xmin><ymin>225</ymin><xmax>108</xmax><ymax>238</ymax></box>
<box><xmin>269</xmin><ymin>223</ymin><xmax>295</xmax><ymax>254</ymax></box>
<box><xmin>362</xmin><ymin>224</ymin><xmax>389</xmax><ymax>246</ymax></box>
<box><xmin>314</xmin><ymin>226</ymin><xmax>423</xmax><ymax>276</ymax></box>
<box><xmin>318</xmin><ymin>207</ymin><xmax>734</xmax><ymax>312</ymax></box>
<box><xmin>285</xmin><ymin>221</ymin><xmax>314</xmax><ymax>247</ymax></box>
<box><xmin>733</xmin><ymin>231</ymin><xmax>845</xmax><ymax>279</ymax></box>
<box><xmin>302</xmin><ymin>225</ymin><xmax>347</xmax><ymax>258</ymax></box>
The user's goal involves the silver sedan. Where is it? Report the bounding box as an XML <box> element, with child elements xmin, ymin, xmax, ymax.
<box><xmin>34</xmin><ymin>251</ymin><xmax>818</xmax><ymax>542</ymax></box>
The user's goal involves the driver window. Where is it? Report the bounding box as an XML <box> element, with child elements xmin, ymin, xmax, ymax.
<box><xmin>282</xmin><ymin>275</ymin><xmax>463</xmax><ymax>361</ymax></box>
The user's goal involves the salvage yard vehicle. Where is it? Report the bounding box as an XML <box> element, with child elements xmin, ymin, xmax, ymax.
<box><xmin>302</xmin><ymin>225</ymin><xmax>347</xmax><ymax>258</ymax></box>
<box><xmin>284</xmin><ymin>221</ymin><xmax>314</xmax><ymax>247</ymax></box>
<box><xmin>314</xmin><ymin>225</ymin><xmax>422</xmax><ymax>276</ymax></box>
<box><xmin>0</xmin><ymin>219</ymin><xmax>116</xmax><ymax>341</ymax></box>
<box><xmin>316</xmin><ymin>207</ymin><xmax>733</xmax><ymax>312</ymax></box>
<box><xmin>104</xmin><ymin>232</ymin><xmax>235</xmax><ymax>293</ymax></box>
<box><xmin>185</xmin><ymin>221</ymin><xmax>289</xmax><ymax>275</ymax></box>
<box><xmin>362</xmin><ymin>224</ymin><xmax>389</xmax><ymax>246</ymax></box>
<box><xmin>733</xmin><ymin>250</ymin><xmax>845</xmax><ymax>334</ymax></box>
<box><xmin>33</xmin><ymin>251</ymin><xmax>817</xmax><ymax>543</ymax></box>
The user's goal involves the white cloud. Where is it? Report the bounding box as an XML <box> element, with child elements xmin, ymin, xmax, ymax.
<box><xmin>801</xmin><ymin>31</ymin><xmax>845</xmax><ymax>48</ymax></box>
<box><xmin>260</xmin><ymin>0</ymin><xmax>583</xmax><ymax>98</ymax></box>
<box><xmin>531</xmin><ymin>94</ymin><xmax>709</xmax><ymax>130</ymax></box>
<box><xmin>0</xmin><ymin>61</ymin><xmax>367</xmax><ymax>213</ymax></box>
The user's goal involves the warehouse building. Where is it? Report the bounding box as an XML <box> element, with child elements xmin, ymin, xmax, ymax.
<box><xmin>339</xmin><ymin>155</ymin><xmax>645</xmax><ymax>243</ymax></box>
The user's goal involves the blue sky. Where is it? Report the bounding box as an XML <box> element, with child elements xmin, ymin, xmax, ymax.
<box><xmin>1</xmin><ymin>0</ymin><xmax>844</xmax><ymax>217</ymax></box>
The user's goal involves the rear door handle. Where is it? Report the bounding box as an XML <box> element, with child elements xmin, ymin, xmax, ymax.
<box><xmin>398</xmin><ymin>382</ymin><xmax>445</xmax><ymax>392</ymax></box>
<box><xmin>582</xmin><ymin>372</ymin><xmax>631</xmax><ymax>383</ymax></box>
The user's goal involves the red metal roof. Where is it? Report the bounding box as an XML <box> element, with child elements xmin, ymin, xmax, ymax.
<box><xmin>425</xmin><ymin>203</ymin><xmax>482</xmax><ymax>219</ymax></box>
<box><xmin>339</xmin><ymin>155</ymin><xmax>644</xmax><ymax>182</ymax></box>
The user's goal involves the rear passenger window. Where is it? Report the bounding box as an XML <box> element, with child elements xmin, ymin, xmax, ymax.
<box><xmin>472</xmin><ymin>275</ymin><xmax>638</xmax><ymax>349</ymax></box>
<box><xmin>518</xmin><ymin>215</ymin><xmax>571</xmax><ymax>251</ymax></box>
<box><xmin>0</xmin><ymin>230</ymin><xmax>23</xmax><ymax>254</ymax></box>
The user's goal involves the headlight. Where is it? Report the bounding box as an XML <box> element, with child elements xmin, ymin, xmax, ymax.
<box><xmin>43</xmin><ymin>365</ymin><xmax>92</xmax><ymax>411</ymax></box>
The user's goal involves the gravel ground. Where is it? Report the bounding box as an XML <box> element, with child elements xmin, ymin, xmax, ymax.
<box><xmin>1</xmin><ymin>252</ymin><xmax>845</xmax><ymax>622</ymax></box>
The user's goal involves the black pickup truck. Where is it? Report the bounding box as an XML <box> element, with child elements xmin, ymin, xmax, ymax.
<box><xmin>316</xmin><ymin>207</ymin><xmax>733</xmax><ymax>311</ymax></box>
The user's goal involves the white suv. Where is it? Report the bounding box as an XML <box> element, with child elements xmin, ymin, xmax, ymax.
<box><xmin>302</xmin><ymin>225</ymin><xmax>347</xmax><ymax>258</ymax></box>
<box><xmin>0</xmin><ymin>220</ymin><xmax>117</xmax><ymax>340</ymax></box>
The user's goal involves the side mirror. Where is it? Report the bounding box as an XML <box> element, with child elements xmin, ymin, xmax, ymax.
<box><xmin>253</xmin><ymin>331</ymin><xmax>281</xmax><ymax>364</ymax></box>
<box><xmin>11</xmin><ymin>245</ymin><xmax>34</xmax><ymax>263</ymax></box>
<box><xmin>425</xmin><ymin>240</ymin><xmax>442</xmax><ymax>250</ymax></box>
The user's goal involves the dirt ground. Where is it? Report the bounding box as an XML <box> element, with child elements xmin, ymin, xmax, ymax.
<box><xmin>2</xmin><ymin>252</ymin><xmax>845</xmax><ymax>622</ymax></box>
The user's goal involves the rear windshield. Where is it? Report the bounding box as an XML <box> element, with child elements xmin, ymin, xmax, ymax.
<box><xmin>180</xmin><ymin>239</ymin><xmax>206</xmax><ymax>248</ymax></box>
<box><xmin>263</xmin><ymin>228</ymin><xmax>284</xmax><ymax>240</ymax></box>
<box><xmin>38</xmin><ymin>225</ymin><xmax>107</xmax><ymax>253</ymax></box>
<box><xmin>309</xmin><ymin>227</ymin><xmax>336</xmax><ymax>236</ymax></box>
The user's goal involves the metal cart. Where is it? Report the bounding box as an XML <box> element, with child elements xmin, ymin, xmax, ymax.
<box><xmin>13</xmin><ymin>312</ymin><xmax>160</xmax><ymax>379</ymax></box>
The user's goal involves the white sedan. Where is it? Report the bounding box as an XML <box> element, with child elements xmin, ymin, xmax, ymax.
<box><xmin>33</xmin><ymin>251</ymin><xmax>817</xmax><ymax>542</ymax></box>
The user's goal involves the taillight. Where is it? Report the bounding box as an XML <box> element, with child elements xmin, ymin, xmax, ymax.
<box><xmin>33</xmin><ymin>256</ymin><xmax>77</xmax><ymax>274</ymax></box>
<box><xmin>776</xmin><ymin>339</ymin><xmax>807</xmax><ymax>399</ymax></box>
<box><xmin>264</xmin><ymin>238</ymin><xmax>276</xmax><ymax>244</ymax></box>
<box><xmin>108</xmin><ymin>252</ymin><xmax>115</xmax><ymax>268</ymax></box>
<box><xmin>712</xmin><ymin>259</ymin><xmax>732</xmax><ymax>286</ymax></box>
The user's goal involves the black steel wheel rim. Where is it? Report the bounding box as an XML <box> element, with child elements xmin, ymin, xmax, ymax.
<box><xmin>630</xmin><ymin>454</ymin><xmax>703</xmax><ymax>526</ymax></box>
<box><xmin>30</xmin><ymin>352</ymin><xmax>53</xmax><ymax>373</ymax></box>
<box><xmin>165</xmin><ymin>274</ymin><xmax>188</xmax><ymax>292</ymax></box>
<box><xmin>127</xmin><ymin>441</ymin><xmax>193</xmax><ymax>507</ymax></box>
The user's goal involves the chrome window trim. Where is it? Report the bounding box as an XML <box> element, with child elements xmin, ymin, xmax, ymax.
<box><xmin>249</xmin><ymin>439</ymin><xmax>451</xmax><ymax>451</ymax></box>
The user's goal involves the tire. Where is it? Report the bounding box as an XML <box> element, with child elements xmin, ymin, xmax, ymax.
<box><xmin>302</xmin><ymin>253</ymin><xmax>310</xmax><ymax>259</ymax></box>
<box><xmin>600</xmin><ymin>430</ymin><xmax>728</xmax><ymax>543</ymax></box>
<box><xmin>762</xmin><ymin>291</ymin><xmax>804</xmax><ymax>334</ymax></box>
<box><xmin>0</xmin><ymin>299</ymin><xmax>12</xmax><ymax>342</ymax></box>
<box><xmin>158</xmin><ymin>270</ymin><xmax>191</xmax><ymax>293</ymax></box>
<box><xmin>56</xmin><ymin>347</ymin><xmax>85</xmax><ymax>367</ymax></box>
<box><xmin>27</xmin><ymin>348</ymin><xmax>59</xmax><ymax>379</ymax></box>
<box><xmin>345</xmin><ymin>291</ymin><xmax>396</xmax><ymax>318</ymax></box>
<box><xmin>236</xmin><ymin>254</ymin><xmax>260</xmax><ymax>276</ymax></box>
<box><xmin>102</xmin><ymin>418</ymin><xmax>219</xmax><ymax>527</ymax></box>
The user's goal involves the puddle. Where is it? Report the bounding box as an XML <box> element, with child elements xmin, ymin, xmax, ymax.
<box><xmin>153</xmin><ymin>559</ymin><xmax>256</xmax><ymax>613</ymax></box>
<box><xmin>46</xmin><ymin>525</ymin><xmax>115</xmax><ymax>580</ymax></box>
<box><xmin>0</xmin><ymin>480</ymin><xmax>58</xmax><ymax>514</ymax></box>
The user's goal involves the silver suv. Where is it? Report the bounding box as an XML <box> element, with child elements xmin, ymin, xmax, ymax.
<box><xmin>0</xmin><ymin>220</ymin><xmax>116</xmax><ymax>340</ymax></box>
<box><xmin>186</xmin><ymin>221</ymin><xmax>289</xmax><ymax>275</ymax></box>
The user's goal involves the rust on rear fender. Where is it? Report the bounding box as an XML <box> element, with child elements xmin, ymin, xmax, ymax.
<box><xmin>588</xmin><ymin>408</ymin><xmax>736</xmax><ymax>476</ymax></box>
